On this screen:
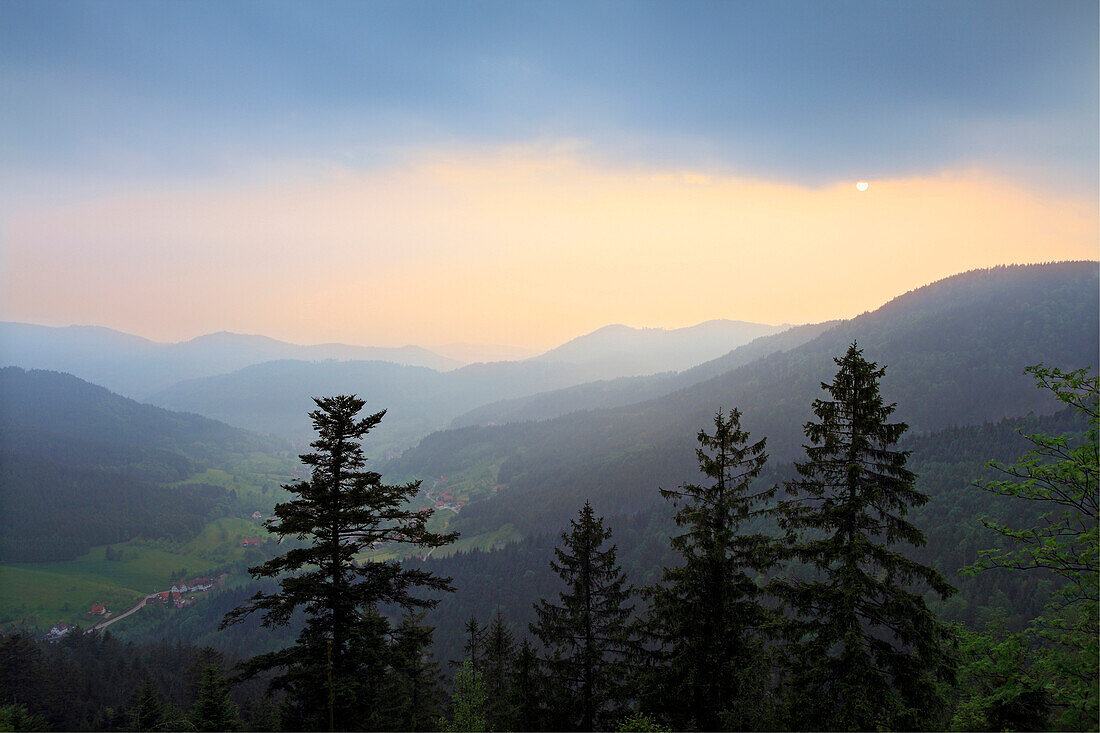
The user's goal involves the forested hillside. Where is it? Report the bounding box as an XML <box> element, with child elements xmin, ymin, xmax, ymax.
<box><xmin>392</xmin><ymin>262</ymin><xmax>1098</xmax><ymax>537</ymax></box>
<box><xmin>153</xmin><ymin>351</ymin><xmax>770</xmax><ymax>451</ymax></box>
<box><xmin>450</xmin><ymin>321</ymin><xmax>839</xmax><ymax>428</ymax></box>
<box><xmin>527</xmin><ymin>319</ymin><xmax>785</xmax><ymax>375</ymax></box>
<box><xmin>115</xmin><ymin>405</ymin><xmax>1088</xmax><ymax>683</ymax></box>
<box><xmin>0</xmin><ymin>368</ymin><xmax>285</xmax><ymax>561</ymax></box>
<box><xmin>418</xmin><ymin>405</ymin><xmax>1089</xmax><ymax>665</ymax></box>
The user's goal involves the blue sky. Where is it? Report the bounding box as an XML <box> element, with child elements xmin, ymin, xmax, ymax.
<box><xmin>4</xmin><ymin>1</ymin><xmax>1096</xmax><ymax>193</ymax></box>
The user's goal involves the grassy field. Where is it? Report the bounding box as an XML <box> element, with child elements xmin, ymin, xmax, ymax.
<box><xmin>430</xmin><ymin>523</ymin><xmax>521</xmax><ymax>558</ymax></box>
<box><xmin>0</xmin><ymin>524</ymin><xmax>261</xmax><ymax>630</ymax></box>
<box><xmin>181</xmin><ymin>516</ymin><xmax>269</xmax><ymax>561</ymax></box>
<box><xmin>1</xmin><ymin>450</ymin><xmax>526</xmax><ymax>632</ymax></box>
<box><xmin>11</xmin><ymin>542</ymin><xmax>221</xmax><ymax>595</ymax></box>
<box><xmin>0</xmin><ymin>564</ymin><xmax>143</xmax><ymax>629</ymax></box>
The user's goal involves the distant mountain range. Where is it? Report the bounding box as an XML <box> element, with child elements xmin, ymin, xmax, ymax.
<box><xmin>432</xmin><ymin>343</ymin><xmax>542</xmax><ymax>364</ymax></box>
<box><xmin>0</xmin><ymin>318</ymin><xmax>786</xmax><ymax>420</ymax></box>
<box><xmin>0</xmin><ymin>324</ymin><xmax>463</xmax><ymax>398</ymax></box>
<box><xmin>388</xmin><ymin>261</ymin><xmax>1100</xmax><ymax>537</ymax></box>
<box><xmin>529</xmin><ymin>320</ymin><xmax>788</xmax><ymax>375</ymax></box>
<box><xmin>451</xmin><ymin>321</ymin><xmax>839</xmax><ymax>428</ymax></box>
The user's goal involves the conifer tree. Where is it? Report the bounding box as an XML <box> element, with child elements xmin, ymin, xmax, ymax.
<box><xmin>771</xmin><ymin>343</ymin><xmax>956</xmax><ymax>731</ymax></box>
<box><xmin>510</xmin><ymin>637</ymin><xmax>546</xmax><ymax>732</ymax></box>
<box><xmin>388</xmin><ymin>611</ymin><xmax>446</xmax><ymax>732</ymax></box>
<box><xmin>440</xmin><ymin>659</ymin><xmax>489</xmax><ymax>733</ymax></box>
<box><xmin>128</xmin><ymin>676</ymin><xmax>166</xmax><ymax>732</ymax></box>
<box><xmin>531</xmin><ymin>502</ymin><xmax>634</xmax><ymax>732</ymax></box>
<box><xmin>221</xmin><ymin>395</ymin><xmax>457</xmax><ymax>730</ymax></box>
<box><xmin>456</xmin><ymin>615</ymin><xmax>487</xmax><ymax>673</ymax></box>
<box><xmin>484</xmin><ymin>611</ymin><xmax>517</xmax><ymax>731</ymax></box>
<box><xmin>189</xmin><ymin>664</ymin><xmax>240</xmax><ymax>732</ymax></box>
<box><xmin>645</xmin><ymin>408</ymin><xmax>774</xmax><ymax>730</ymax></box>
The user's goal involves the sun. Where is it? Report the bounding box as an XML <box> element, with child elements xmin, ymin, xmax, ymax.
<box><xmin>856</xmin><ymin>181</ymin><xmax>869</xmax><ymax>192</ymax></box>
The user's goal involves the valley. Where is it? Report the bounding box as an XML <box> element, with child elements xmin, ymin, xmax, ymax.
<box><xmin>1</xmin><ymin>262</ymin><xmax>1097</xmax><ymax>730</ymax></box>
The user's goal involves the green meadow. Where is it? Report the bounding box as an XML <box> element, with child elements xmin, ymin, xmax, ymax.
<box><xmin>0</xmin><ymin>516</ymin><xmax>271</xmax><ymax>630</ymax></box>
<box><xmin>0</xmin><ymin>564</ymin><xmax>143</xmax><ymax>629</ymax></box>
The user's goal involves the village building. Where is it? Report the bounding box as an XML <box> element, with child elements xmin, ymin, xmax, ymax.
<box><xmin>46</xmin><ymin>624</ymin><xmax>73</xmax><ymax>642</ymax></box>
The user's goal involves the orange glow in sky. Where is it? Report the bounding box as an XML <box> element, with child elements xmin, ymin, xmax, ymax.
<box><xmin>3</xmin><ymin>146</ymin><xmax>1097</xmax><ymax>350</ymax></box>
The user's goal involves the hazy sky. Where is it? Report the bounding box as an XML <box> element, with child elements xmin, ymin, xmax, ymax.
<box><xmin>2</xmin><ymin>1</ymin><xmax>1097</xmax><ymax>349</ymax></box>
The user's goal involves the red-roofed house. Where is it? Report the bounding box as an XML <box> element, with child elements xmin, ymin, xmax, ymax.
<box><xmin>241</xmin><ymin>537</ymin><xmax>260</xmax><ymax>547</ymax></box>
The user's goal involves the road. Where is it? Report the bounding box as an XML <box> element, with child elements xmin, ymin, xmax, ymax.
<box><xmin>85</xmin><ymin>595</ymin><xmax>151</xmax><ymax>634</ymax></box>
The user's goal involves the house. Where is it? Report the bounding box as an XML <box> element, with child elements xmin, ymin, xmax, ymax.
<box><xmin>251</xmin><ymin>511</ymin><xmax>263</xmax><ymax>520</ymax></box>
<box><xmin>241</xmin><ymin>537</ymin><xmax>260</xmax><ymax>547</ymax></box>
<box><xmin>89</xmin><ymin>604</ymin><xmax>106</xmax><ymax>615</ymax></box>
<box><xmin>46</xmin><ymin>624</ymin><xmax>73</xmax><ymax>642</ymax></box>
<box><xmin>186</xmin><ymin>577</ymin><xmax>215</xmax><ymax>592</ymax></box>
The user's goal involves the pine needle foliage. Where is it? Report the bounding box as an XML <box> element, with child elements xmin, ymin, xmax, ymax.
<box><xmin>221</xmin><ymin>395</ymin><xmax>457</xmax><ymax>730</ymax></box>
<box><xmin>532</xmin><ymin>502</ymin><xmax>634</xmax><ymax>732</ymax></box>
<box><xmin>189</xmin><ymin>665</ymin><xmax>240</xmax><ymax>732</ymax></box>
<box><xmin>644</xmin><ymin>408</ymin><xmax>774</xmax><ymax>730</ymax></box>
<box><xmin>771</xmin><ymin>343</ymin><xmax>956</xmax><ymax>731</ymax></box>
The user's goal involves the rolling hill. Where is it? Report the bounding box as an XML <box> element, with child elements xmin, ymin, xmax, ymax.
<box><xmin>0</xmin><ymin>368</ymin><xmax>286</xmax><ymax>561</ymax></box>
<box><xmin>450</xmin><ymin>321</ymin><xmax>839</xmax><ymax>428</ymax></box>
<box><xmin>388</xmin><ymin>262</ymin><xmax>1100</xmax><ymax>537</ymax></box>
<box><xmin>0</xmin><ymin>323</ymin><xmax>463</xmax><ymax>398</ymax></box>
<box><xmin>529</xmin><ymin>319</ymin><xmax>787</xmax><ymax>375</ymax></box>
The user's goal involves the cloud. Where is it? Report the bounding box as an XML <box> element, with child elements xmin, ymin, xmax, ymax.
<box><xmin>2</xmin><ymin>2</ymin><xmax>1096</xmax><ymax>192</ymax></box>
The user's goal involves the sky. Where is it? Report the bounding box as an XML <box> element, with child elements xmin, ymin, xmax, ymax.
<box><xmin>1</xmin><ymin>1</ymin><xmax>1097</xmax><ymax>350</ymax></box>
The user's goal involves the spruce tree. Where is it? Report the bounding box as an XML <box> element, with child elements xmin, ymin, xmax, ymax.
<box><xmin>221</xmin><ymin>395</ymin><xmax>457</xmax><ymax>730</ymax></box>
<box><xmin>440</xmin><ymin>659</ymin><xmax>489</xmax><ymax>733</ymax></box>
<box><xmin>189</xmin><ymin>664</ymin><xmax>240</xmax><ymax>732</ymax></box>
<box><xmin>771</xmin><ymin>343</ymin><xmax>956</xmax><ymax>731</ymax></box>
<box><xmin>456</xmin><ymin>615</ymin><xmax>487</xmax><ymax>673</ymax></box>
<box><xmin>531</xmin><ymin>502</ymin><xmax>634</xmax><ymax>732</ymax></box>
<box><xmin>128</xmin><ymin>676</ymin><xmax>166</xmax><ymax>732</ymax></box>
<box><xmin>510</xmin><ymin>637</ymin><xmax>546</xmax><ymax>732</ymax></box>
<box><xmin>645</xmin><ymin>408</ymin><xmax>774</xmax><ymax>730</ymax></box>
<box><xmin>484</xmin><ymin>611</ymin><xmax>517</xmax><ymax>731</ymax></box>
<box><xmin>387</xmin><ymin>611</ymin><xmax>446</xmax><ymax>732</ymax></box>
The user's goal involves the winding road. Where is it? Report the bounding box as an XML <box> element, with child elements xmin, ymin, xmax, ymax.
<box><xmin>85</xmin><ymin>595</ymin><xmax>151</xmax><ymax>634</ymax></box>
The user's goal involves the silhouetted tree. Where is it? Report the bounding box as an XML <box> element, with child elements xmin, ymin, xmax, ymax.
<box><xmin>128</xmin><ymin>676</ymin><xmax>167</xmax><ymax>732</ymax></box>
<box><xmin>510</xmin><ymin>637</ymin><xmax>546</xmax><ymax>732</ymax></box>
<box><xmin>532</xmin><ymin>502</ymin><xmax>634</xmax><ymax>731</ymax></box>
<box><xmin>771</xmin><ymin>344</ymin><xmax>956</xmax><ymax>730</ymax></box>
<box><xmin>222</xmin><ymin>395</ymin><xmax>457</xmax><ymax>730</ymax></box>
<box><xmin>484</xmin><ymin>610</ymin><xmax>517</xmax><ymax>730</ymax></box>
<box><xmin>644</xmin><ymin>407</ymin><xmax>774</xmax><ymax>730</ymax></box>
